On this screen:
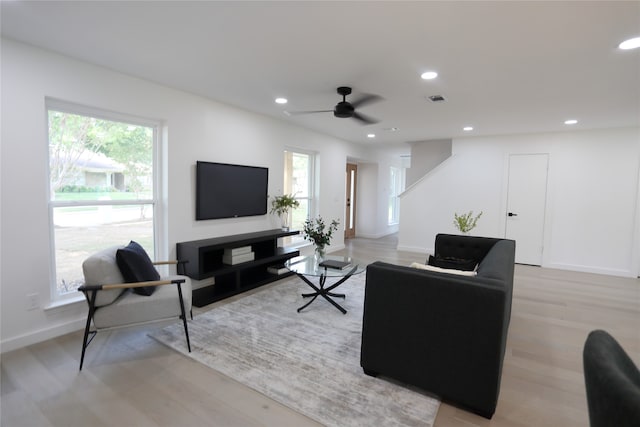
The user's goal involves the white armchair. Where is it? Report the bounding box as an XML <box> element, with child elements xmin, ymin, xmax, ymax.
<box><xmin>78</xmin><ymin>241</ymin><xmax>192</xmax><ymax>370</ymax></box>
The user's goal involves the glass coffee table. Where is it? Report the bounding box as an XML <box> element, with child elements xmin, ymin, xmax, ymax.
<box><xmin>285</xmin><ymin>255</ymin><xmax>366</xmax><ymax>314</ymax></box>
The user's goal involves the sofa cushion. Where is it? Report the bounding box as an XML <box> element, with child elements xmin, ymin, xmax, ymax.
<box><xmin>435</xmin><ymin>234</ymin><xmax>502</xmax><ymax>264</ymax></box>
<box><xmin>410</xmin><ymin>262</ymin><xmax>477</xmax><ymax>276</ymax></box>
<box><xmin>82</xmin><ymin>245</ymin><xmax>126</xmax><ymax>307</ymax></box>
<box><xmin>93</xmin><ymin>275</ymin><xmax>192</xmax><ymax>329</ymax></box>
<box><xmin>428</xmin><ymin>255</ymin><xmax>477</xmax><ymax>271</ymax></box>
<box><xmin>116</xmin><ymin>241</ymin><xmax>160</xmax><ymax>296</ymax></box>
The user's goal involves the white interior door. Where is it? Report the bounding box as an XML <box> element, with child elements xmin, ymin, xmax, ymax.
<box><xmin>505</xmin><ymin>154</ymin><xmax>549</xmax><ymax>265</ymax></box>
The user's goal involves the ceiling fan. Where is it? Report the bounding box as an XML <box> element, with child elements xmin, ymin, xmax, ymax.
<box><xmin>285</xmin><ymin>86</ymin><xmax>383</xmax><ymax>125</ymax></box>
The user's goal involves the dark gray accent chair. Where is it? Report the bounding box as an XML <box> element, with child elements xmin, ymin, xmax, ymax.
<box><xmin>583</xmin><ymin>329</ymin><xmax>640</xmax><ymax>427</ymax></box>
<box><xmin>360</xmin><ymin>233</ymin><xmax>516</xmax><ymax>418</ymax></box>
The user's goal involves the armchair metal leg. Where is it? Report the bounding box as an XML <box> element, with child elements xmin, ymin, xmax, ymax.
<box><xmin>79</xmin><ymin>290</ymin><xmax>98</xmax><ymax>370</ymax></box>
<box><xmin>177</xmin><ymin>283</ymin><xmax>191</xmax><ymax>353</ymax></box>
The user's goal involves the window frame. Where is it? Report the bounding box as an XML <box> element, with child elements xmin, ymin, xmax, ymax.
<box><xmin>283</xmin><ymin>148</ymin><xmax>317</xmax><ymax>243</ymax></box>
<box><xmin>45</xmin><ymin>98</ymin><xmax>163</xmax><ymax>302</ymax></box>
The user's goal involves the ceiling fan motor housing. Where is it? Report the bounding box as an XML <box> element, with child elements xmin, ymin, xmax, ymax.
<box><xmin>334</xmin><ymin>101</ymin><xmax>355</xmax><ymax>118</ymax></box>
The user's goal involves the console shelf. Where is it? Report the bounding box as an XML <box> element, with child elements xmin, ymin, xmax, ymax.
<box><xmin>177</xmin><ymin>229</ymin><xmax>300</xmax><ymax>307</ymax></box>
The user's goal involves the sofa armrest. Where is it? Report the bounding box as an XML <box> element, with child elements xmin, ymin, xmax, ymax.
<box><xmin>361</xmin><ymin>261</ymin><xmax>509</xmax><ymax>418</ymax></box>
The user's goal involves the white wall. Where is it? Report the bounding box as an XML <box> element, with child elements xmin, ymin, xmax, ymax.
<box><xmin>398</xmin><ymin>127</ymin><xmax>640</xmax><ymax>278</ymax></box>
<box><xmin>0</xmin><ymin>39</ymin><xmax>394</xmax><ymax>351</ymax></box>
<box><xmin>405</xmin><ymin>139</ymin><xmax>452</xmax><ymax>187</ymax></box>
<box><xmin>352</xmin><ymin>144</ymin><xmax>407</xmax><ymax>239</ymax></box>
<box><xmin>355</xmin><ymin>162</ymin><xmax>379</xmax><ymax>238</ymax></box>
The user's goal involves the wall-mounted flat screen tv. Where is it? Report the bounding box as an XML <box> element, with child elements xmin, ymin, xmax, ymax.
<box><xmin>196</xmin><ymin>161</ymin><xmax>268</xmax><ymax>220</ymax></box>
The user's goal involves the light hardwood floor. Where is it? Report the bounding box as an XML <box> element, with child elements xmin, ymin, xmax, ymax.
<box><xmin>2</xmin><ymin>235</ymin><xmax>639</xmax><ymax>426</ymax></box>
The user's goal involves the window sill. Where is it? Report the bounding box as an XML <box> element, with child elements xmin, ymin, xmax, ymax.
<box><xmin>280</xmin><ymin>234</ymin><xmax>311</xmax><ymax>249</ymax></box>
<box><xmin>44</xmin><ymin>294</ymin><xmax>85</xmax><ymax>311</ymax></box>
<box><xmin>282</xmin><ymin>238</ymin><xmax>312</xmax><ymax>251</ymax></box>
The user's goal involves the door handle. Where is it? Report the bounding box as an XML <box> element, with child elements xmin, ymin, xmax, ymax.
<box><xmin>508</xmin><ymin>212</ymin><xmax>518</xmax><ymax>217</ymax></box>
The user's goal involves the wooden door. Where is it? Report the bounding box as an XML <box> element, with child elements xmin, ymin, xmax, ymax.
<box><xmin>505</xmin><ymin>154</ymin><xmax>549</xmax><ymax>265</ymax></box>
<box><xmin>345</xmin><ymin>163</ymin><xmax>357</xmax><ymax>239</ymax></box>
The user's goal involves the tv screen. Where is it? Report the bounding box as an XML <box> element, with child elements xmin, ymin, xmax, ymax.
<box><xmin>196</xmin><ymin>161</ymin><xmax>268</xmax><ymax>220</ymax></box>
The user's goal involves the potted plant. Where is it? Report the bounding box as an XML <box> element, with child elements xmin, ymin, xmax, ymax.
<box><xmin>302</xmin><ymin>216</ymin><xmax>340</xmax><ymax>259</ymax></box>
<box><xmin>453</xmin><ymin>211</ymin><xmax>483</xmax><ymax>234</ymax></box>
<box><xmin>270</xmin><ymin>194</ymin><xmax>300</xmax><ymax>230</ymax></box>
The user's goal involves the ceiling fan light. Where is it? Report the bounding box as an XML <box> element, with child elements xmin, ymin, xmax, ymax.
<box><xmin>618</xmin><ymin>37</ymin><xmax>640</xmax><ymax>50</ymax></box>
<box><xmin>463</xmin><ymin>126</ymin><xmax>473</xmax><ymax>131</ymax></box>
<box><xmin>367</xmin><ymin>134</ymin><xmax>376</xmax><ymax>138</ymax></box>
<box><xmin>564</xmin><ymin>119</ymin><xmax>578</xmax><ymax>125</ymax></box>
<box><xmin>275</xmin><ymin>97</ymin><xmax>288</xmax><ymax>104</ymax></box>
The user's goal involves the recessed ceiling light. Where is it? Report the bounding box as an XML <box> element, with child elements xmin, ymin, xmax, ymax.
<box><xmin>463</xmin><ymin>126</ymin><xmax>473</xmax><ymax>131</ymax></box>
<box><xmin>619</xmin><ymin>37</ymin><xmax>640</xmax><ymax>50</ymax></box>
<box><xmin>367</xmin><ymin>134</ymin><xmax>376</xmax><ymax>138</ymax></box>
<box><xmin>421</xmin><ymin>71</ymin><xmax>438</xmax><ymax>80</ymax></box>
<box><xmin>564</xmin><ymin>119</ymin><xmax>578</xmax><ymax>125</ymax></box>
<box><xmin>275</xmin><ymin>97</ymin><xmax>288</xmax><ymax>104</ymax></box>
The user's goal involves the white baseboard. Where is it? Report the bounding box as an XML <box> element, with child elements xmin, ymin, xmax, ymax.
<box><xmin>355</xmin><ymin>230</ymin><xmax>401</xmax><ymax>240</ymax></box>
<box><xmin>396</xmin><ymin>244</ymin><xmax>432</xmax><ymax>255</ymax></box>
<box><xmin>355</xmin><ymin>232</ymin><xmax>386</xmax><ymax>239</ymax></box>
<box><xmin>1</xmin><ymin>318</ymin><xmax>85</xmax><ymax>354</ymax></box>
<box><xmin>544</xmin><ymin>262</ymin><xmax>635</xmax><ymax>278</ymax></box>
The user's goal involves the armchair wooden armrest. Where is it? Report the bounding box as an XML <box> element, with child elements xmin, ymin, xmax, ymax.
<box><xmin>151</xmin><ymin>259</ymin><xmax>189</xmax><ymax>274</ymax></box>
<box><xmin>79</xmin><ymin>278</ymin><xmax>185</xmax><ymax>292</ymax></box>
<box><xmin>152</xmin><ymin>259</ymin><xmax>188</xmax><ymax>266</ymax></box>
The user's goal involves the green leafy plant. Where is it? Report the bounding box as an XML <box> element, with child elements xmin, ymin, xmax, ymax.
<box><xmin>270</xmin><ymin>194</ymin><xmax>300</xmax><ymax>229</ymax></box>
<box><xmin>302</xmin><ymin>216</ymin><xmax>340</xmax><ymax>248</ymax></box>
<box><xmin>270</xmin><ymin>194</ymin><xmax>300</xmax><ymax>216</ymax></box>
<box><xmin>453</xmin><ymin>211</ymin><xmax>483</xmax><ymax>234</ymax></box>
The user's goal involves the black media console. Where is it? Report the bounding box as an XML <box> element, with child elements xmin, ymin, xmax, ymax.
<box><xmin>176</xmin><ymin>229</ymin><xmax>300</xmax><ymax>307</ymax></box>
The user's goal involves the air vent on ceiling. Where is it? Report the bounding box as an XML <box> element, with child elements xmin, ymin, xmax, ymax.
<box><xmin>427</xmin><ymin>95</ymin><xmax>446</xmax><ymax>103</ymax></box>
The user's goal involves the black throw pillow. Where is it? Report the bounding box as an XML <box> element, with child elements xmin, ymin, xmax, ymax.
<box><xmin>116</xmin><ymin>241</ymin><xmax>160</xmax><ymax>296</ymax></box>
<box><xmin>428</xmin><ymin>255</ymin><xmax>477</xmax><ymax>271</ymax></box>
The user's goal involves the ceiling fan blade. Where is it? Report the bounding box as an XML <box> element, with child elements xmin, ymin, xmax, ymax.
<box><xmin>350</xmin><ymin>94</ymin><xmax>383</xmax><ymax>109</ymax></box>
<box><xmin>352</xmin><ymin>111</ymin><xmax>379</xmax><ymax>125</ymax></box>
<box><xmin>284</xmin><ymin>109</ymin><xmax>333</xmax><ymax>116</ymax></box>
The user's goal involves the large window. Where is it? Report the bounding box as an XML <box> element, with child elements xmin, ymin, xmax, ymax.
<box><xmin>47</xmin><ymin>100</ymin><xmax>158</xmax><ymax>300</ymax></box>
<box><xmin>388</xmin><ymin>166</ymin><xmax>404</xmax><ymax>225</ymax></box>
<box><xmin>283</xmin><ymin>150</ymin><xmax>315</xmax><ymax>232</ymax></box>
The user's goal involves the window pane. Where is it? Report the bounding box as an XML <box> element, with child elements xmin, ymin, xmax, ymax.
<box><xmin>284</xmin><ymin>150</ymin><xmax>313</xmax><ymax>234</ymax></box>
<box><xmin>290</xmin><ymin>199</ymin><xmax>309</xmax><ymax>231</ymax></box>
<box><xmin>48</xmin><ymin>111</ymin><xmax>153</xmax><ymax>201</ymax></box>
<box><xmin>48</xmin><ymin>106</ymin><xmax>156</xmax><ymax>300</ymax></box>
<box><xmin>291</xmin><ymin>152</ymin><xmax>309</xmax><ymax>198</ymax></box>
<box><xmin>52</xmin><ymin>205</ymin><xmax>154</xmax><ymax>295</ymax></box>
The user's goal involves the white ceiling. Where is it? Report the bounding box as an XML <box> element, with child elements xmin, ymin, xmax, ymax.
<box><xmin>2</xmin><ymin>1</ymin><xmax>639</xmax><ymax>145</ymax></box>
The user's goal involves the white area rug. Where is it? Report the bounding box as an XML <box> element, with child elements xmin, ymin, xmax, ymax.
<box><xmin>151</xmin><ymin>274</ymin><xmax>439</xmax><ymax>426</ymax></box>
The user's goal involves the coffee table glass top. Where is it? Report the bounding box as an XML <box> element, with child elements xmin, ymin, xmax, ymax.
<box><xmin>285</xmin><ymin>255</ymin><xmax>366</xmax><ymax>277</ymax></box>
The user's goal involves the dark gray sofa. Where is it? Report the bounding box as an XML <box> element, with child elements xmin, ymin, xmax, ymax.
<box><xmin>360</xmin><ymin>233</ymin><xmax>516</xmax><ymax>418</ymax></box>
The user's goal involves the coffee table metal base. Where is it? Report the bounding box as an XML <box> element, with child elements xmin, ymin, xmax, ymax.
<box><xmin>295</xmin><ymin>266</ymin><xmax>357</xmax><ymax>314</ymax></box>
